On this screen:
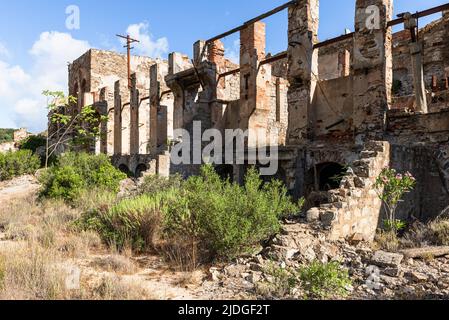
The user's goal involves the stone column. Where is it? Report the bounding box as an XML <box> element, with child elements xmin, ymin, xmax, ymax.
<box><xmin>130</xmin><ymin>73</ymin><xmax>140</xmax><ymax>155</ymax></box>
<box><xmin>353</xmin><ymin>0</ymin><xmax>393</xmax><ymax>140</ymax></box>
<box><xmin>99</xmin><ymin>87</ymin><xmax>115</xmax><ymax>155</ymax></box>
<box><xmin>114</xmin><ymin>81</ymin><xmax>122</xmax><ymax>155</ymax></box>
<box><xmin>167</xmin><ymin>53</ymin><xmax>190</xmax><ymax>133</ymax></box>
<box><xmin>150</xmin><ymin>63</ymin><xmax>171</xmax><ymax>154</ymax></box>
<box><xmin>240</xmin><ymin>21</ymin><xmax>269</xmax><ymax>147</ymax></box>
<box><xmin>403</xmin><ymin>13</ymin><xmax>428</xmax><ymax>113</ymax></box>
<box><xmin>286</xmin><ymin>0</ymin><xmax>319</xmax><ymax>144</ymax></box>
<box><xmin>194</xmin><ymin>40</ymin><xmax>208</xmax><ymax>65</ymax></box>
<box><xmin>444</xmin><ymin>11</ymin><xmax>449</xmax><ymax>88</ymax></box>
<box><xmin>207</xmin><ymin>40</ymin><xmax>226</xmax><ymax>131</ymax></box>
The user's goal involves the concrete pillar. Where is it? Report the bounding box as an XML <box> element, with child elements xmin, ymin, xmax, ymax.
<box><xmin>194</xmin><ymin>40</ymin><xmax>208</xmax><ymax>65</ymax></box>
<box><xmin>150</xmin><ymin>63</ymin><xmax>172</xmax><ymax>154</ymax></box>
<box><xmin>338</xmin><ymin>49</ymin><xmax>351</xmax><ymax>77</ymax></box>
<box><xmin>167</xmin><ymin>53</ymin><xmax>187</xmax><ymax>133</ymax></box>
<box><xmin>443</xmin><ymin>11</ymin><xmax>449</xmax><ymax>84</ymax></box>
<box><xmin>286</xmin><ymin>0</ymin><xmax>319</xmax><ymax>144</ymax></box>
<box><xmin>353</xmin><ymin>0</ymin><xmax>393</xmax><ymax>140</ymax></box>
<box><xmin>99</xmin><ymin>87</ymin><xmax>115</xmax><ymax>155</ymax></box>
<box><xmin>114</xmin><ymin>81</ymin><xmax>122</xmax><ymax>155</ymax></box>
<box><xmin>240</xmin><ymin>21</ymin><xmax>269</xmax><ymax>148</ymax></box>
<box><xmin>403</xmin><ymin>13</ymin><xmax>428</xmax><ymax>113</ymax></box>
<box><xmin>130</xmin><ymin>73</ymin><xmax>140</xmax><ymax>155</ymax></box>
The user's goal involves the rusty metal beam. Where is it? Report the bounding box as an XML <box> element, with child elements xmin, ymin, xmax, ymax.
<box><xmin>313</xmin><ymin>3</ymin><xmax>449</xmax><ymax>50</ymax></box>
<box><xmin>314</xmin><ymin>33</ymin><xmax>353</xmax><ymax>49</ymax></box>
<box><xmin>389</xmin><ymin>3</ymin><xmax>449</xmax><ymax>27</ymax></box>
<box><xmin>218</xmin><ymin>68</ymin><xmax>241</xmax><ymax>79</ymax></box>
<box><xmin>205</xmin><ymin>0</ymin><xmax>297</xmax><ymax>44</ymax></box>
<box><xmin>259</xmin><ymin>51</ymin><xmax>288</xmax><ymax>66</ymax></box>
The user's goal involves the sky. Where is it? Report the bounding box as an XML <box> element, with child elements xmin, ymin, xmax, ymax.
<box><xmin>0</xmin><ymin>0</ymin><xmax>447</xmax><ymax>133</ymax></box>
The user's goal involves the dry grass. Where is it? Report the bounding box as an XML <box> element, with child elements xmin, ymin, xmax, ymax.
<box><xmin>374</xmin><ymin>231</ymin><xmax>400</xmax><ymax>252</ymax></box>
<box><xmin>91</xmin><ymin>276</ymin><xmax>150</xmax><ymax>300</ymax></box>
<box><xmin>0</xmin><ymin>192</ymin><xmax>154</xmax><ymax>300</ymax></box>
<box><xmin>0</xmin><ymin>243</ymin><xmax>70</xmax><ymax>300</ymax></box>
<box><xmin>91</xmin><ymin>255</ymin><xmax>138</xmax><ymax>275</ymax></box>
<box><xmin>174</xmin><ymin>270</ymin><xmax>205</xmax><ymax>289</ymax></box>
<box><xmin>428</xmin><ymin>218</ymin><xmax>449</xmax><ymax>246</ymax></box>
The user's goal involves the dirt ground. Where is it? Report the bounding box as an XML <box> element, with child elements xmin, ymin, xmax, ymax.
<box><xmin>0</xmin><ymin>176</ymin><xmax>249</xmax><ymax>300</ymax></box>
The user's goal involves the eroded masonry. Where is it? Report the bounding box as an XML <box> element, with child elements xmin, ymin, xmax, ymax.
<box><xmin>64</xmin><ymin>0</ymin><xmax>449</xmax><ymax>242</ymax></box>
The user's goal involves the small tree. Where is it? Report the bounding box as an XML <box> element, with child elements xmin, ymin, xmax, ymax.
<box><xmin>374</xmin><ymin>168</ymin><xmax>416</xmax><ymax>233</ymax></box>
<box><xmin>44</xmin><ymin>90</ymin><xmax>107</xmax><ymax>168</ymax></box>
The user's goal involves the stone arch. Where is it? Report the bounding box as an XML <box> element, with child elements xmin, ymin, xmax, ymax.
<box><xmin>135</xmin><ymin>164</ymin><xmax>148</xmax><ymax>178</ymax></box>
<box><xmin>306</xmin><ymin>162</ymin><xmax>346</xmax><ymax>193</ymax></box>
<box><xmin>118</xmin><ymin>164</ymin><xmax>132</xmax><ymax>177</ymax></box>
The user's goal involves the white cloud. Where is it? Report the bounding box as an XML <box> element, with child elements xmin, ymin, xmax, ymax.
<box><xmin>226</xmin><ymin>39</ymin><xmax>240</xmax><ymax>64</ymax></box>
<box><xmin>0</xmin><ymin>42</ymin><xmax>9</xmax><ymax>58</ymax></box>
<box><xmin>0</xmin><ymin>32</ymin><xmax>90</xmax><ymax>132</ymax></box>
<box><xmin>125</xmin><ymin>22</ymin><xmax>169</xmax><ymax>58</ymax></box>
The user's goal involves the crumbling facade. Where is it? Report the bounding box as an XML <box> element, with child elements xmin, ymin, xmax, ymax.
<box><xmin>0</xmin><ymin>128</ymin><xmax>29</xmax><ymax>154</ymax></box>
<box><xmin>66</xmin><ymin>0</ymin><xmax>449</xmax><ymax>242</ymax></box>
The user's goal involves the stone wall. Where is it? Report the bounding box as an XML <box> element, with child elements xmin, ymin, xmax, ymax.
<box><xmin>306</xmin><ymin>141</ymin><xmax>391</xmax><ymax>242</ymax></box>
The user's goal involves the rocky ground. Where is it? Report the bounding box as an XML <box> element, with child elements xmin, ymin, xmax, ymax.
<box><xmin>2</xmin><ymin>176</ymin><xmax>449</xmax><ymax>300</ymax></box>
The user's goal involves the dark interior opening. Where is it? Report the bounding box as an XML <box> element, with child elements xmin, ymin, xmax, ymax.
<box><xmin>215</xmin><ymin>164</ymin><xmax>234</xmax><ymax>182</ymax></box>
<box><xmin>135</xmin><ymin>164</ymin><xmax>148</xmax><ymax>178</ymax></box>
<box><xmin>318</xmin><ymin>162</ymin><xmax>346</xmax><ymax>191</ymax></box>
<box><xmin>118</xmin><ymin>164</ymin><xmax>132</xmax><ymax>177</ymax></box>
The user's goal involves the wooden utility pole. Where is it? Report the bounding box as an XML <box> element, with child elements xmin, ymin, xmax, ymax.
<box><xmin>116</xmin><ymin>34</ymin><xmax>140</xmax><ymax>89</ymax></box>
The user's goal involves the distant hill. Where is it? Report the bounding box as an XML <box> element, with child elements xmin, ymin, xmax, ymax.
<box><xmin>0</xmin><ymin>129</ymin><xmax>15</xmax><ymax>144</ymax></box>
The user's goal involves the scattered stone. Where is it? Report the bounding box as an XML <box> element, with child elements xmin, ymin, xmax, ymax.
<box><xmin>246</xmin><ymin>272</ymin><xmax>262</xmax><ymax>284</ymax></box>
<box><xmin>320</xmin><ymin>211</ymin><xmax>337</xmax><ymax>226</ymax></box>
<box><xmin>209</xmin><ymin>268</ymin><xmax>222</xmax><ymax>282</ymax></box>
<box><xmin>224</xmin><ymin>265</ymin><xmax>246</xmax><ymax>278</ymax></box>
<box><xmin>383</xmin><ymin>267</ymin><xmax>402</xmax><ymax>278</ymax></box>
<box><xmin>371</xmin><ymin>251</ymin><xmax>404</xmax><ymax>268</ymax></box>
<box><xmin>306</xmin><ymin>208</ymin><xmax>320</xmax><ymax>222</ymax></box>
<box><xmin>407</xmin><ymin>272</ymin><xmax>429</xmax><ymax>283</ymax></box>
<box><xmin>348</xmin><ymin>233</ymin><xmax>364</xmax><ymax>245</ymax></box>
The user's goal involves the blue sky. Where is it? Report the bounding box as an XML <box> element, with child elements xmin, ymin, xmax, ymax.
<box><xmin>0</xmin><ymin>0</ymin><xmax>446</xmax><ymax>132</ymax></box>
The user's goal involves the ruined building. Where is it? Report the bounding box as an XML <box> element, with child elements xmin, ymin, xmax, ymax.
<box><xmin>65</xmin><ymin>0</ymin><xmax>449</xmax><ymax>242</ymax></box>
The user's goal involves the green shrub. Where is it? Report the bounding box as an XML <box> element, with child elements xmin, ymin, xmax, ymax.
<box><xmin>19</xmin><ymin>135</ymin><xmax>46</xmax><ymax>154</ymax></box>
<box><xmin>0</xmin><ymin>129</ymin><xmax>14</xmax><ymax>144</ymax></box>
<box><xmin>79</xmin><ymin>192</ymin><xmax>177</xmax><ymax>251</ymax></box>
<box><xmin>0</xmin><ymin>150</ymin><xmax>40</xmax><ymax>181</ymax></box>
<box><xmin>383</xmin><ymin>219</ymin><xmax>407</xmax><ymax>233</ymax></box>
<box><xmin>79</xmin><ymin>165</ymin><xmax>300</xmax><ymax>265</ymax></box>
<box><xmin>164</xmin><ymin>165</ymin><xmax>299</xmax><ymax>261</ymax></box>
<box><xmin>39</xmin><ymin>153</ymin><xmax>126</xmax><ymax>202</ymax></box>
<box><xmin>299</xmin><ymin>261</ymin><xmax>352</xmax><ymax>300</ymax></box>
<box><xmin>256</xmin><ymin>263</ymin><xmax>298</xmax><ymax>299</ymax></box>
<box><xmin>138</xmin><ymin>174</ymin><xmax>183</xmax><ymax>195</ymax></box>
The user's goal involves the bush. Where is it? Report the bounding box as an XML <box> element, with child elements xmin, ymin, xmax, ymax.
<box><xmin>138</xmin><ymin>174</ymin><xmax>183</xmax><ymax>195</ymax></box>
<box><xmin>79</xmin><ymin>165</ymin><xmax>300</xmax><ymax>266</ymax></box>
<box><xmin>299</xmin><ymin>261</ymin><xmax>351</xmax><ymax>300</ymax></box>
<box><xmin>164</xmin><ymin>165</ymin><xmax>299</xmax><ymax>261</ymax></box>
<box><xmin>0</xmin><ymin>129</ymin><xmax>14</xmax><ymax>144</ymax></box>
<box><xmin>0</xmin><ymin>150</ymin><xmax>40</xmax><ymax>181</ymax></box>
<box><xmin>39</xmin><ymin>153</ymin><xmax>127</xmax><ymax>202</ymax></box>
<box><xmin>256</xmin><ymin>263</ymin><xmax>298</xmax><ymax>299</ymax></box>
<box><xmin>19</xmin><ymin>135</ymin><xmax>46</xmax><ymax>154</ymax></box>
<box><xmin>79</xmin><ymin>193</ymin><xmax>175</xmax><ymax>251</ymax></box>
